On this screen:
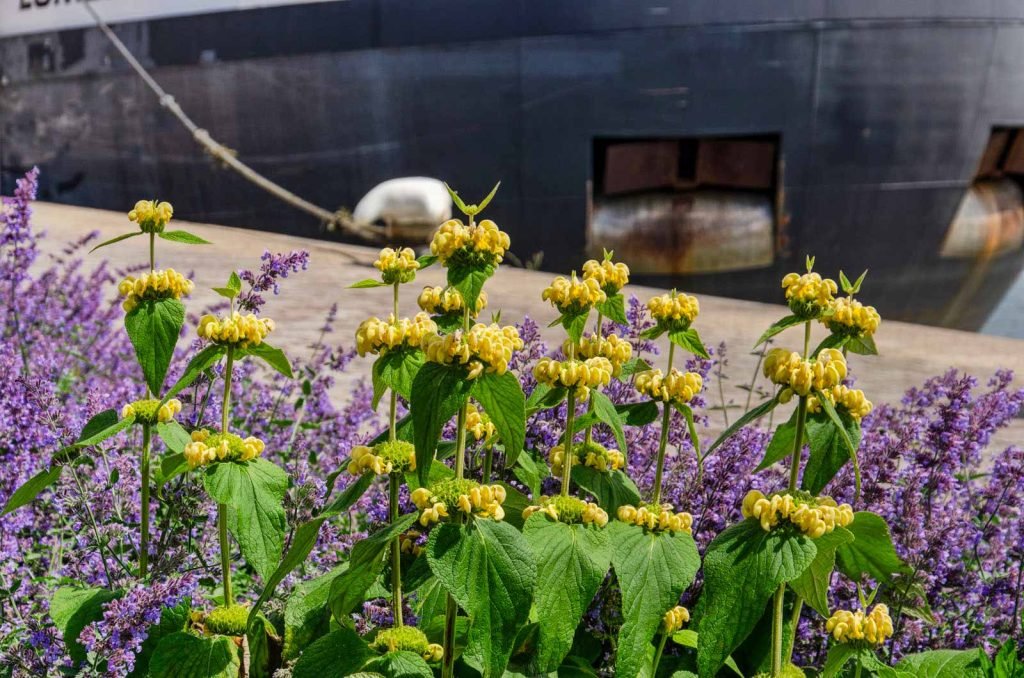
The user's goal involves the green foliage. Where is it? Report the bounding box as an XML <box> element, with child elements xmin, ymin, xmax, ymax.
<box><xmin>127</xmin><ymin>601</ymin><xmax>190</xmax><ymax>678</ymax></box>
<box><xmin>473</xmin><ymin>371</ymin><xmax>527</xmax><ymax>464</ymax></box>
<box><xmin>597</xmin><ymin>293</ymin><xmax>628</xmax><ymax>325</ymax></box>
<box><xmin>835</xmin><ymin>511</ymin><xmax>908</xmax><ymax>585</ymax></box>
<box><xmin>124</xmin><ymin>297</ymin><xmax>185</xmax><ymax>394</ymax></box>
<box><xmin>448</xmin><ymin>260</ymin><xmax>494</xmax><ymax>312</ymax></box>
<box><xmin>362</xmin><ymin>651</ymin><xmax>435</xmax><ymax>677</ymax></box>
<box><xmin>212</xmin><ymin>271</ymin><xmax>242</xmax><ymax>299</ymax></box>
<box><xmin>895</xmin><ymin>649</ymin><xmax>985</xmax><ymax>677</ymax></box>
<box><xmin>591</xmin><ymin>389</ymin><xmax>627</xmax><ymax>455</ymax></box>
<box><xmin>813</xmin><ymin>390</ymin><xmax>862</xmax><ymax>496</ymax></box>
<box><xmin>372</xmin><ymin>347</ymin><xmax>424</xmax><ymax>409</ymax></box>
<box><xmin>980</xmin><ymin>641</ymin><xmax>1024</xmax><ymax>677</ymax></box>
<box><xmin>669</xmin><ymin>327</ymin><xmax>709</xmax><ymax>358</ymax></box>
<box><xmin>204</xmin><ymin>604</ymin><xmax>250</xmax><ymax>636</ymax></box>
<box><xmin>411</xmin><ymin>362</ymin><xmax>475</xmax><ymax>484</ymax></box>
<box><xmin>158</xmin><ymin>229</ymin><xmax>211</xmax><ymax>245</ymax></box>
<box><xmin>148</xmin><ymin>632</ymin><xmax>241</xmax><ymax>678</ymax></box>
<box><xmin>557</xmin><ymin>311</ymin><xmax>590</xmax><ymax>344</ymax></box>
<box><xmin>754</xmin><ymin>315</ymin><xmax>806</xmax><ymax>348</ymax></box>
<box><xmin>707</xmin><ymin>394</ymin><xmax>779</xmax><ymax>457</ymax></box>
<box><xmin>788</xmin><ymin>527</ymin><xmax>854</xmax><ymax>616</ymax></box>
<box><xmin>50</xmin><ymin>586</ymin><xmax>121</xmax><ymax>665</ymax></box>
<box><xmin>2</xmin><ymin>466</ymin><xmax>62</xmax><ymax>515</ymax></box>
<box><xmin>802</xmin><ymin>409</ymin><xmax>861</xmax><ymax>495</ymax></box>
<box><xmin>161</xmin><ymin>344</ymin><xmax>225</xmax><ymax>405</ymax></box>
<box><xmin>571</xmin><ymin>466</ymin><xmax>641</xmax><ymax>515</ymax></box>
<box><xmin>283</xmin><ymin>566</ymin><xmax>343</xmax><ymax>661</ymax></box>
<box><xmin>239</xmin><ymin>342</ymin><xmax>294</xmax><ymax>378</ymax></box>
<box><xmin>755</xmin><ymin>408</ymin><xmax>800</xmax><ymax>472</ymax></box>
<box><xmin>90</xmin><ymin>230</ymin><xmax>143</xmax><ymax>252</ymax></box>
<box><xmin>349</xmin><ymin>278</ymin><xmax>390</xmax><ymax>289</ymax></box>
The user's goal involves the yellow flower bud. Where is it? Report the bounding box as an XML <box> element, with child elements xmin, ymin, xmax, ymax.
<box><xmin>373</xmin><ymin>246</ymin><xmax>420</xmax><ymax>284</ymax></box>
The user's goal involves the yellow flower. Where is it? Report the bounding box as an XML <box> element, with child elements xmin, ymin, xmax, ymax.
<box><xmin>422</xmin><ymin>323</ymin><xmax>523</xmax><ymax>378</ymax></box>
<box><xmin>808</xmin><ymin>385</ymin><xmax>873</xmax><ymax>420</ymax></box>
<box><xmin>400</xmin><ymin>530</ymin><xmax>424</xmax><ymax>557</ymax></box>
<box><xmin>826</xmin><ymin>605</ymin><xmax>894</xmax><ymax>646</ymax></box>
<box><xmin>532</xmin><ymin>357</ymin><xmax>613</xmax><ymax>401</ymax></box>
<box><xmin>542</xmin><ymin>272</ymin><xmax>606</xmax><ymax>315</ymax></box>
<box><xmin>661</xmin><ymin>606</ymin><xmax>690</xmax><ymax>634</ymax></box>
<box><xmin>128</xmin><ymin>199</ymin><xmax>174</xmax><ymax>233</ymax></box>
<box><xmin>197</xmin><ymin>312</ymin><xmax>275</xmax><ymax>349</ymax></box>
<box><xmin>824</xmin><ymin>296</ymin><xmax>881</xmax><ymax>338</ymax></box>
<box><xmin>411</xmin><ymin>479</ymin><xmax>506</xmax><ymax>526</ymax></box>
<box><xmin>647</xmin><ymin>290</ymin><xmax>700</xmax><ymax>331</ymax></box>
<box><xmin>417</xmin><ymin>286</ymin><xmax>487</xmax><ymax>317</ymax></box>
<box><xmin>346</xmin><ymin>440</ymin><xmax>416</xmax><ymax>476</ymax></box>
<box><xmin>355</xmin><ymin>313</ymin><xmax>437</xmax><ymax>357</ymax></box>
<box><xmin>741</xmin><ymin>490</ymin><xmax>854</xmax><ymax>538</ymax></box>
<box><xmin>782</xmin><ymin>271</ymin><xmax>837</xmax><ymax>318</ymax></box>
<box><xmin>117</xmin><ymin>269</ymin><xmax>194</xmax><ymax>312</ymax></box>
<box><xmin>635</xmin><ymin>368</ymin><xmax>703</xmax><ymax>404</ymax></box>
<box><xmin>183</xmin><ymin>430</ymin><xmax>265</xmax><ymax>469</ymax></box>
<box><xmin>550</xmin><ymin>441</ymin><xmax>626</xmax><ymax>476</ymax></box>
<box><xmin>569</xmin><ymin>334</ymin><xmax>633</xmax><ymax>376</ymax></box>
<box><xmin>582</xmin><ymin>257</ymin><xmax>630</xmax><ymax>295</ymax></box>
<box><xmin>523</xmin><ymin>495</ymin><xmax>608</xmax><ymax>527</ymax></box>
<box><xmin>616</xmin><ymin>503</ymin><xmax>693</xmax><ymax>534</ymax></box>
<box><xmin>430</xmin><ymin>218</ymin><xmax>510</xmax><ymax>268</ymax></box>
<box><xmin>373</xmin><ymin>247</ymin><xmax>420</xmax><ymax>284</ymax></box>
<box><xmin>763</xmin><ymin>348</ymin><xmax>846</xmax><ymax>398</ymax></box>
<box><xmin>121</xmin><ymin>398</ymin><xmax>183</xmax><ymax>424</ymax></box>
<box><xmin>465</xmin><ymin>403</ymin><xmax>496</xmax><ymax>442</ymax></box>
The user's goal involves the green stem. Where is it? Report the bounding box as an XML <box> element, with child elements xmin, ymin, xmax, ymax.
<box><xmin>482</xmin><ymin>444</ymin><xmax>494</xmax><ymax>484</ymax></box>
<box><xmin>652</xmin><ymin>632</ymin><xmax>668</xmax><ymax>675</ymax></box>
<box><xmin>139</xmin><ymin>423</ymin><xmax>151</xmax><ymax>579</ymax></box>
<box><xmin>441</xmin><ymin>592</ymin><xmax>458</xmax><ymax>678</ymax></box>
<box><xmin>583</xmin><ymin>311</ymin><xmax>603</xmax><ymax>445</ymax></box>
<box><xmin>149</xmin><ymin>232</ymin><xmax>155</xmax><ymax>272</ymax></box>
<box><xmin>788</xmin><ymin>398</ymin><xmax>808</xmax><ymax>492</ymax></box>
<box><xmin>219</xmin><ymin>346</ymin><xmax>235</xmax><ymax>606</ymax></box>
<box><xmin>561</xmin><ymin>390</ymin><xmax>577</xmax><ymax>497</ymax></box>
<box><xmin>771</xmin><ymin>582</ymin><xmax>786</xmax><ymax>676</ymax></box>
<box><xmin>785</xmin><ymin>596</ymin><xmax>804</xmax><ymax>663</ymax></box>
<box><xmin>389</xmin><ymin>473</ymin><xmax>404</xmax><ymax>627</ymax></box>
<box><xmin>651</xmin><ymin>342</ymin><xmax>676</xmax><ymax>506</ymax></box>
<box><xmin>389</xmin><ymin>281</ymin><xmax>399</xmax><ymax>443</ymax></box>
<box><xmin>855</xmin><ymin>664</ymin><xmax>863</xmax><ymax>678</ymax></box>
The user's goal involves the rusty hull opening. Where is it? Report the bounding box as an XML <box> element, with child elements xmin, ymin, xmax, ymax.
<box><xmin>589</xmin><ymin>135</ymin><xmax>779</xmax><ymax>275</ymax></box>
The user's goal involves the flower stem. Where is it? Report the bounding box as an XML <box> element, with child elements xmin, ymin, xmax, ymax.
<box><xmin>219</xmin><ymin>345</ymin><xmax>235</xmax><ymax>606</ymax></box>
<box><xmin>651</xmin><ymin>341</ymin><xmax>676</xmax><ymax>506</ymax></box>
<box><xmin>561</xmin><ymin>390</ymin><xmax>577</xmax><ymax>497</ymax></box>
<box><xmin>482</xmin><ymin>444</ymin><xmax>494</xmax><ymax>484</ymax></box>
<box><xmin>389</xmin><ymin>472</ymin><xmax>404</xmax><ymax>627</ymax></box>
<box><xmin>583</xmin><ymin>311</ymin><xmax>603</xmax><ymax>445</ymax></box>
<box><xmin>652</xmin><ymin>631</ymin><xmax>668</xmax><ymax>674</ymax></box>
<box><xmin>441</xmin><ymin>592</ymin><xmax>458</xmax><ymax>678</ymax></box>
<box><xmin>139</xmin><ymin>423</ymin><xmax>151</xmax><ymax>579</ymax></box>
<box><xmin>771</xmin><ymin>582</ymin><xmax>786</xmax><ymax>676</ymax></box>
<box><xmin>785</xmin><ymin>595</ymin><xmax>804</xmax><ymax>663</ymax></box>
<box><xmin>149</xmin><ymin>232</ymin><xmax>155</xmax><ymax>272</ymax></box>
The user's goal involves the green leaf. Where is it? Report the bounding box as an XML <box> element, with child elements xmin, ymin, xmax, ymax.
<box><xmin>495</xmin><ymin>481</ymin><xmax>531</xmax><ymax>531</ymax></box>
<box><xmin>472</xmin><ymin>371</ymin><xmax>526</xmax><ymax>464</ymax></box>
<box><xmin>476</xmin><ymin>181</ymin><xmax>501</xmax><ymax>213</ymax></box>
<box><xmin>321</xmin><ymin>471</ymin><xmax>375</xmax><ymax>516</ymax></box>
<box><xmin>755</xmin><ymin>408</ymin><xmax>800</xmax><ymax>472</ymax></box>
<box><xmin>670</xmin><ymin>630</ymin><xmax>744</xmax><ymax>677</ymax></box>
<box><xmin>596</xmin><ymin>294</ymin><xmax>628</xmax><ymax>326</ymax></box>
<box><xmin>417</xmin><ymin>254</ymin><xmax>438</xmax><ymax>269</ymax></box>
<box><xmin>156</xmin><ymin>453</ymin><xmax>188</xmax><ymax>488</ymax></box>
<box><xmin>328</xmin><ymin>513</ymin><xmax>418</xmax><ymax>620</ymax></box>
<box><xmin>447</xmin><ymin>260</ymin><xmax>494</xmax><ymax>312</ymax></box>
<box><xmin>362</xmin><ymin>651</ymin><xmax>434</xmax><ymax>677</ymax></box>
<box><xmin>754</xmin><ymin>315</ymin><xmax>805</xmax><ymax>348</ymax></box>
<box><xmin>411</xmin><ymin>362</ymin><xmax>474</xmax><ymax>485</ymax></box>
<box><xmin>802</xmin><ymin>410</ymin><xmax>862</xmax><ymax>495</ymax></box>
<box><xmin>124</xmin><ymin>298</ymin><xmax>185</xmax><ymax>394</ymax></box>
<box><xmin>706</xmin><ymin>394</ymin><xmax>779</xmax><ymax>457</ymax></box>
<box><xmin>240</xmin><ymin>342</ymin><xmax>294</xmax><ymax>378</ymax></box>
<box><xmin>148</xmin><ymin>632</ymin><xmax>241</xmax><ymax>678</ymax></box>
<box><xmin>617</xmin><ymin>357</ymin><xmax>652</xmax><ymax>379</ymax></box>
<box><xmin>639</xmin><ymin>325</ymin><xmax>665</xmax><ymax>340</ymax></box>
<box><xmin>559</xmin><ymin>311</ymin><xmax>590</xmax><ymax>344</ymax></box>
<box><xmin>847</xmin><ymin>334</ymin><xmax>879</xmax><ymax>356</ymax></box>
<box><xmin>160</xmin><ymin>345</ymin><xmax>225</xmax><ymax>406</ymax></box>
<box><xmin>895</xmin><ymin>649</ymin><xmax>985</xmax><ymax>677</ymax></box>
<box><xmin>90</xmin><ymin>230</ymin><xmax>144</xmax><ymax>253</ymax></box>
<box><xmin>617</xmin><ymin>400</ymin><xmax>660</xmax><ymax>426</ymax></box>
<box><xmin>822</xmin><ymin>644</ymin><xmax>861</xmax><ymax>678</ymax></box>
<box><xmin>203</xmin><ymin>459</ymin><xmax>289</xmax><ymax>581</ymax></box>
<box><xmin>156</xmin><ymin>421</ymin><xmax>190</xmax><ymax>453</ymax></box>
<box><xmin>349</xmin><ymin>278</ymin><xmax>389</xmax><ymax>289</ymax></box>
<box><xmin>526</xmin><ymin>383</ymin><xmax>567</xmax><ymax>413</ymax></box>
<box><xmin>668</xmin><ymin>327</ymin><xmax>709</xmax><ymax>358</ymax></box>
<box><xmin>812</xmin><ymin>333</ymin><xmax>850</xmax><ymax>357</ymax></box>
<box><xmin>283</xmin><ymin>566</ymin><xmax>344</xmax><ymax>661</ymax></box>
<box><xmin>835</xmin><ymin>511</ymin><xmax>908</xmax><ymax>585</ymax></box>
<box><xmin>292</xmin><ymin>627</ymin><xmax>374</xmax><ymax>678</ymax></box>
<box><xmin>814</xmin><ymin>389</ymin><xmax>862</xmax><ymax>496</ymax></box>
<box><xmin>571</xmin><ymin>467</ymin><xmax>641</xmax><ymax>516</ymax></box>
<box><xmin>789</xmin><ymin>527</ymin><xmax>854</xmax><ymax>617</ymax></box>
<box><xmin>158</xmin><ymin>229</ymin><xmax>212</xmax><ymax>245</ymax></box>
<box><xmin>524</xmin><ymin>516</ymin><xmax>612</xmax><ymax>673</ymax></box>
<box><xmin>426</xmin><ymin>519</ymin><xmax>537</xmax><ymax>678</ymax></box>
<box><xmin>609</xmin><ymin>522</ymin><xmax>701</xmax><ymax>678</ymax></box>
<box><xmin>50</xmin><ymin>586</ymin><xmax>121</xmax><ymax>665</ymax></box>
<box><xmin>513</xmin><ymin>452</ymin><xmax>543</xmax><ymax>499</ymax></box>
<box><xmin>695</xmin><ymin>520</ymin><xmax>817</xmax><ymax>677</ymax></box>
<box><xmin>591</xmin><ymin>390</ymin><xmax>627</xmax><ymax>457</ymax></box>
<box><xmin>2</xmin><ymin>466</ymin><xmax>62</xmax><ymax>515</ymax></box>
<box><xmin>372</xmin><ymin>348</ymin><xmax>424</xmax><ymax>409</ymax></box>
<box><xmin>248</xmin><ymin>514</ymin><xmax>331</xmax><ymax>630</ymax></box>
<box><xmin>127</xmin><ymin>601</ymin><xmax>190</xmax><ymax>678</ymax></box>
<box><xmin>445</xmin><ymin>182</ymin><xmax>470</xmax><ymax>214</ymax></box>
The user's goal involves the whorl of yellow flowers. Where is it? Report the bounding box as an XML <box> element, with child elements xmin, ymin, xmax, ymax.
<box><xmin>118</xmin><ymin>269</ymin><xmax>194</xmax><ymax>312</ymax></box>
<box><xmin>635</xmin><ymin>368</ymin><xmax>703</xmax><ymax>404</ymax></box>
<box><xmin>198</xmin><ymin>312</ymin><xmax>275</xmax><ymax>349</ymax></box>
<box><xmin>523</xmin><ymin>495</ymin><xmax>608</xmax><ymax>527</ymax></box>
<box><xmin>417</xmin><ymin>286</ymin><xmax>487</xmax><ymax>317</ymax></box>
<box><xmin>532</xmin><ymin>356</ymin><xmax>613</xmax><ymax>401</ymax></box>
<box><xmin>373</xmin><ymin>247</ymin><xmax>420</xmax><ymax>285</ymax></box>
<box><xmin>741</xmin><ymin>490</ymin><xmax>854</xmax><ymax>539</ymax></box>
<box><xmin>617</xmin><ymin>503</ymin><xmax>693</xmax><ymax>534</ymax></box>
<box><xmin>782</xmin><ymin>271</ymin><xmax>838</xmax><ymax>318</ymax></box>
<box><xmin>183</xmin><ymin>430</ymin><xmax>265</xmax><ymax>469</ymax></box>
<box><xmin>647</xmin><ymin>290</ymin><xmax>700</xmax><ymax>330</ymax></box>
<box><xmin>567</xmin><ymin>334</ymin><xmax>633</xmax><ymax>376</ymax></box>
<box><xmin>542</xmin><ymin>272</ymin><xmax>607</xmax><ymax>315</ymax></box>
<box><xmin>808</xmin><ymin>385</ymin><xmax>873</xmax><ymax>421</ymax></box>
<box><xmin>411</xmin><ymin>479</ymin><xmax>506</xmax><ymax>526</ymax></box>
<box><xmin>465</xmin><ymin>403</ymin><xmax>496</xmax><ymax>442</ymax></box>
<box><xmin>121</xmin><ymin>398</ymin><xmax>182</xmax><ymax>425</ymax></box>
<box><xmin>128</xmin><ymin>199</ymin><xmax>174</xmax><ymax>233</ymax></box>
<box><xmin>370</xmin><ymin>626</ymin><xmax>443</xmax><ymax>663</ymax></box>
<box><xmin>661</xmin><ymin>606</ymin><xmax>690</xmax><ymax>634</ymax></box>
<box><xmin>346</xmin><ymin>440</ymin><xmax>416</xmax><ymax>476</ymax></box>
<box><xmin>826</xmin><ymin>605</ymin><xmax>894</xmax><ymax>647</ymax></box>
<box><xmin>355</xmin><ymin>313</ymin><xmax>437</xmax><ymax>357</ymax></box>
<box><xmin>824</xmin><ymin>296</ymin><xmax>881</xmax><ymax>338</ymax></box>
<box><xmin>430</xmin><ymin>218</ymin><xmax>510</xmax><ymax>267</ymax></box>
<box><xmin>550</xmin><ymin>441</ymin><xmax>625</xmax><ymax>476</ymax></box>
<box><xmin>764</xmin><ymin>348</ymin><xmax>847</xmax><ymax>399</ymax></box>
<box><xmin>582</xmin><ymin>257</ymin><xmax>630</xmax><ymax>295</ymax></box>
<box><xmin>422</xmin><ymin>323</ymin><xmax>523</xmax><ymax>379</ymax></box>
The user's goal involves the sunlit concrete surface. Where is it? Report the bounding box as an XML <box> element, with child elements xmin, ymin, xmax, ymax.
<box><xmin>30</xmin><ymin>202</ymin><xmax>1024</xmax><ymax>453</ymax></box>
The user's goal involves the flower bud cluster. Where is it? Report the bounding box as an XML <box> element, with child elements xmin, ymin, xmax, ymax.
<box><xmin>808</xmin><ymin>385</ymin><xmax>873</xmax><ymax>421</ymax></box>
<box><xmin>824</xmin><ymin>296</ymin><xmax>881</xmax><ymax>338</ymax></box>
<box><xmin>198</xmin><ymin>312</ymin><xmax>275</xmax><ymax>349</ymax></box>
<box><xmin>764</xmin><ymin>348</ymin><xmax>847</xmax><ymax>398</ymax></box>
<box><xmin>346</xmin><ymin>440</ymin><xmax>416</xmax><ymax>476</ymax></box>
<box><xmin>370</xmin><ymin>625</ymin><xmax>443</xmax><ymax>663</ymax></box>
<box><xmin>567</xmin><ymin>334</ymin><xmax>633</xmax><ymax>377</ymax></box>
<box><xmin>782</xmin><ymin>271</ymin><xmax>837</xmax><ymax>318</ymax></box>
<box><xmin>741</xmin><ymin>490</ymin><xmax>854</xmax><ymax>538</ymax></box>
<box><xmin>128</xmin><ymin>199</ymin><xmax>173</xmax><ymax>233</ymax></box>
<box><xmin>465</xmin><ymin>403</ymin><xmax>496</xmax><ymax>442</ymax></box>
<box><xmin>422</xmin><ymin>324</ymin><xmax>523</xmax><ymax>379</ymax></box>
<box><xmin>417</xmin><ymin>286</ymin><xmax>487</xmax><ymax>318</ymax></box>
<box><xmin>118</xmin><ymin>269</ymin><xmax>194</xmax><ymax>312</ymax></box>
<box><xmin>183</xmin><ymin>430</ymin><xmax>265</xmax><ymax>469</ymax></box>
<box><xmin>121</xmin><ymin>398</ymin><xmax>182</xmax><ymax>424</ymax></box>
<box><xmin>826</xmin><ymin>605</ymin><xmax>894</xmax><ymax>646</ymax></box>
<box><xmin>373</xmin><ymin>247</ymin><xmax>420</xmax><ymax>285</ymax></box>
<box><xmin>549</xmin><ymin>441</ymin><xmax>625</xmax><ymax>476</ymax></box>
<box><xmin>204</xmin><ymin>604</ymin><xmax>249</xmax><ymax>636</ymax></box>
<box><xmin>411</xmin><ymin>479</ymin><xmax>506</xmax><ymax>526</ymax></box>
<box><xmin>617</xmin><ymin>503</ymin><xmax>693</xmax><ymax>534</ymax></box>
<box><xmin>661</xmin><ymin>606</ymin><xmax>690</xmax><ymax>634</ymax></box>
<box><xmin>582</xmin><ymin>258</ymin><xmax>630</xmax><ymax>295</ymax></box>
<box><xmin>542</xmin><ymin>272</ymin><xmax>607</xmax><ymax>315</ymax></box>
<box><xmin>523</xmin><ymin>494</ymin><xmax>608</xmax><ymax>527</ymax></box>
<box><xmin>430</xmin><ymin>218</ymin><xmax>510</xmax><ymax>268</ymax></box>
<box><xmin>647</xmin><ymin>290</ymin><xmax>699</xmax><ymax>330</ymax></box>
<box><xmin>355</xmin><ymin>313</ymin><xmax>437</xmax><ymax>357</ymax></box>
<box><xmin>635</xmin><ymin>368</ymin><xmax>703</xmax><ymax>404</ymax></box>
<box><xmin>533</xmin><ymin>357</ymin><xmax>613</xmax><ymax>400</ymax></box>
<box><xmin>400</xmin><ymin>530</ymin><xmax>425</xmax><ymax>557</ymax></box>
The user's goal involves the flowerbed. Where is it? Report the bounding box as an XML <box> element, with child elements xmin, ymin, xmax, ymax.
<box><xmin>0</xmin><ymin>170</ymin><xmax>1022</xmax><ymax>677</ymax></box>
